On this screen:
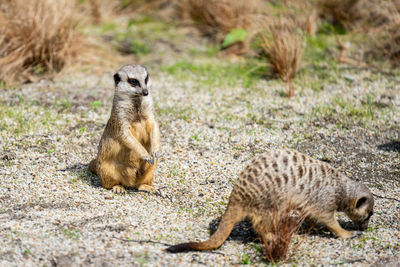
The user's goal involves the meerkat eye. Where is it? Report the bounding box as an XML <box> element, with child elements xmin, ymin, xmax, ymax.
<box><xmin>145</xmin><ymin>74</ymin><xmax>149</xmax><ymax>85</ymax></box>
<box><xmin>128</xmin><ymin>78</ymin><xmax>141</xmax><ymax>87</ymax></box>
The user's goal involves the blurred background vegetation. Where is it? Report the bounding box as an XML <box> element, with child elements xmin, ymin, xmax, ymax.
<box><xmin>0</xmin><ymin>0</ymin><xmax>398</xmax><ymax>96</ymax></box>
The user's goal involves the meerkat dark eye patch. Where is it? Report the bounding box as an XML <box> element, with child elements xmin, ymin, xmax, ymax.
<box><xmin>128</xmin><ymin>78</ymin><xmax>141</xmax><ymax>87</ymax></box>
<box><xmin>113</xmin><ymin>73</ymin><xmax>121</xmax><ymax>85</ymax></box>
<box><xmin>356</xmin><ymin>197</ymin><xmax>367</xmax><ymax>209</ymax></box>
<box><xmin>145</xmin><ymin>74</ymin><xmax>149</xmax><ymax>85</ymax></box>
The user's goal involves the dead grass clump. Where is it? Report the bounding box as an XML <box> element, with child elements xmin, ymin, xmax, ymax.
<box><xmin>317</xmin><ymin>0</ymin><xmax>359</xmax><ymax>28</ymax></box>
<box><xmin>257</xmin><ymin>204</ymin><xmax>308</xmax><ymax>263</ymax></box>
<box><xmin>260</xmin><ymin>21</ymin><xmax>304</xmax><ymax>97</ymax></box>
<box><xmin>319</xmin><ymin>0</ymin><xmax>400</xmax><ymax>65</ymax></box>
<box><xmin>281</xmin><ymin>0</ymin><xmax>320</xmax><ymax>36</ymax></box>
<box><xmin>178</xmin><ymin>0</ymin><xmax>264</xmax><ymax>53</ymax></box>
<box><xmin>368</xmin><ymin>21</ymin><xmax>400</xmax><ymax>65</ymax></box>
<box><xmin>86</xmin><ymin>0</ymin><xmax>120</xmax><ymax>24</ymax></box>
<box><xmin>0</xmin><ymin>0</ymin><xmax>90</xmax><ymax>84</ymax></box>
<box><xmin>349</xmin><ymin>0</ymin><xmax>400</xmax><ymax>65</ymax></box>
<box><xmin>119</xmin><ymin>0</ymin><xmax>176</xmax><ymax>21</ymax></box>
<box><xmin>318</xmin><ymin>0</ymin><xmax>399</xmax><ymax>30</ymax></box>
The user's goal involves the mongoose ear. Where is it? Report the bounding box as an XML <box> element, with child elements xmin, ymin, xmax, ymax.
<box><xmin>355</xmin><ymin>197</ymin><xmax>367</xmax><ymax>209</ymax></box>
<box><xmin>113</xmin><ymin>73</ymin><xmax>121</xmax><ymax>86</ymax></box>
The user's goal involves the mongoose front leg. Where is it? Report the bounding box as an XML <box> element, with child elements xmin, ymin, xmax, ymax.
<box><xmin>150</xmin><ymin>121</ymin><xmax>161</xmax><ymax>165</ymax></box>
<box><xmin>119</xmin><ymin>126</ymin><xmax>153</xmax><ymax>163</ymax></box>
<box><xmin>321</xmin><ymin>215</ymin><xmax>361</xmax><ymax>238</ymax></box>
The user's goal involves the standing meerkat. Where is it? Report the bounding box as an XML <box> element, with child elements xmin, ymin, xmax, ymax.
<box><xmin>167</xmin><ymin>149</ymin><xmax>374</xmax><ymax>253</ymax></box>
<box><xmin>89</xmin><ymin>64</ymin><xmax>160</xmax><ymax>193</ymax></box>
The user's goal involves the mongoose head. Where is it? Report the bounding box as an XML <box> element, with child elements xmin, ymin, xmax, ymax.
<box><xmin>113</xmin><ymin>64</ymin><xmax>151</xmax><ymax>97</ymax></box>
<box><xmin>344</xmin><ymin>182</ymin><xmax>374</xmax><ymax>231</ymax></box>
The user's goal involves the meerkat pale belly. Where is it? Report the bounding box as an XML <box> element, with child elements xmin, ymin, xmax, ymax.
<box><xmin>89</xmin><ymin>64</ymin><xmax>161</xmax><ymax>194</ymax></box>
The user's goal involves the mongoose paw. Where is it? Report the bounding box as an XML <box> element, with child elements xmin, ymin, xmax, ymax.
<box><xmin>337</xmin><ymin>230</ymin><xmax>362</xmax><ymax>238</ymax></box>
<box><xmin>151</xmin><ymin>151</ymin><xmax>159</xmax><ymax>164</ymax></box>
<box><xmin>137</xmin><ymin>184</ymin><xmax>156</xmax><ymax>193</ymax></box>
<box><xmin>350</xmin><ymin>231</ymin><xmax>363</xmax><ymax>238</ymax></box>
<box><xmin>144</xmin><ymin>156</ymin><xmax>154</xmax><ymax>165</ymax></box>
<box><xmin>112</xmin><ymin>185</ymin><xmax>126</xmax><ymax>194</ymax></box>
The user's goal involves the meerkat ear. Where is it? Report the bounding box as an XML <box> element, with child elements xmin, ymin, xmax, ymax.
<box><xmin>355</xmin><ymin>197</ymin><xmax>368</xmax><ymax>209</ymax></box>
<box><xmin>113</xmin><ymin>73</ymin><xmax>121</xmax><ymax>86</ymax></box>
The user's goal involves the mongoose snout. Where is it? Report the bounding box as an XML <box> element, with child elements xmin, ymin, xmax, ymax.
<box><xmin>357</xmin><ymin>210</ymin><xmax>373</xmax><ymax>230</ymax></box>
<box><xmin>142</xmin><ymin>89</ymin><xmax>148</xmax><ymax>96</ymax></box>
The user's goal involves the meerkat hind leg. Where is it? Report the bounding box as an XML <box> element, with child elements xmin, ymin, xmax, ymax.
<box><xmin>137</xmin><ymin>184</ymin><xmax>156</xmax><ymax>192</ymax></box>
<box><xmin>112</xmin><ymin>185</ymin><xmax>127</xmax><ymax>194</ymax></box>
<box><xmin>136</xmin><ymin>165</ymin><xmax>156</xmax><ymax>192</ymax></box>
<box><xmin>97</xmin><ymin>161</ymin><xmax>124</xmax><ymax>193</ymax></box>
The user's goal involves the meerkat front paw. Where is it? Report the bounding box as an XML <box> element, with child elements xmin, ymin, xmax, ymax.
<box><xmin>137</xmin><ymin>184</ymin><xmax>156</xmax><ymax>192</ymax></box>
<box><xmin>112</xmin><ymin>185</ymin><xmax>126</xmax><ymax>194</ymax></box>
<box><xmin>143</xmin><ymin>152</ymin><xmax>159</xmax><ymax>165</ymax></box>
<box><xmin>151</xmin><ymin>151</ymin><xmax>159</xmax><ymax>164</ymax></box>
<box><xmin>142</xmin><ymin>154</ymin><xmax>154</xmax><ymax>165</ymax></box>
<box><xmin>350</xmin><ymin>231</ymin><xmax>363</xmax><ymax>238</ymax></box>
<box><xmin>337</xmin><ymin>230</ymin><xmax>362</xmax><ymax>238</ymax></box>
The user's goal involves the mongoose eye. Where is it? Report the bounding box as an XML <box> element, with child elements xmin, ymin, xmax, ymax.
<box><xmin>128</xmin><ymin>78</ymin><xmax>141</xmax><ymax>87</ymax></box>
<box><xmin>145</xmin><ymin>74</ymin><xmax>149</xmax><ymax>85</ymax></box>
<box><xmin>356</xmin><ymin>197</ymin><xmax>367</xmax><ymax>209</ymax></box>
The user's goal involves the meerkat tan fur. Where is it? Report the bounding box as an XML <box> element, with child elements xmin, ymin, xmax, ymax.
<box><xmin>89</xmin><ymin>64</ymin><xmax>160</xmax><ymax>193</ymax></box>
<box><xmin>167</xmin><ymin>149</ymin><xmax>374</xmax><ymax>253</ymax></box>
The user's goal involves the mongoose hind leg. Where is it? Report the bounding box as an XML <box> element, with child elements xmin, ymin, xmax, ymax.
<box><xmin>321</xmin><ymin>215</ymin><xmax>361</xmax><ymax>238</ymax></box>
<box><xmin>97</xmin><ymin>161</ymin><xmax>124</xmax><ymax>192</ymax></box>
<box><xmin>137</xmin><ymin>184</ymin><xmax>156</xmax><ymax>192</ymax></box>
<box><xmin>112</xmin><ymin>185</ymin><xmax>126</xmax><ymax>194</ymax></box>
<box><xmin>135</xmin><ymin>164</ymin><xmax>156</xmax><ymax>192</ymax></box>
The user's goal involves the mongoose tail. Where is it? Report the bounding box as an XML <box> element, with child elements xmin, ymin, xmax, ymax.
<box><xmin>166</xmin><ymin>204</ymin><xmax>244</xmax><ymax>253</ymax></box>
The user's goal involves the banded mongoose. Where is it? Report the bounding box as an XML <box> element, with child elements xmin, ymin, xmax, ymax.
<box><xmin>167</xmin><ymin>149</ymin><xmax>374</xmax><ymax>252</ymax></box>
<box><xmin>89</xmin><ymin>64</ymin><xmax>161</xmax><ymax>193</ymax></box>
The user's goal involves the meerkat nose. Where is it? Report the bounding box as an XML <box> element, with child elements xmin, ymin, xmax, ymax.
<box><xmin>142</xmin><ymin>89</ymin><xmax>148</xmax><ymax>96</ymax></box>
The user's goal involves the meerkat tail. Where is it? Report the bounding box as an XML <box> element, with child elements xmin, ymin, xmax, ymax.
<box><xmin>166</xmin><ymin>204</ymin><xmax>244</xmax><ymax>253</ymax></box>
<box><xmin>88</xmin><ymin>159</ymin><xmax>97</xmax><ymax>174</ymax></box>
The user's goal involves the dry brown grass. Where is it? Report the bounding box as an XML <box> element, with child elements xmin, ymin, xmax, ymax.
<box><xmin>318</xmin><ymin>0</ymin><xmax>399</xmax><ymax>29</ymax></box>
<box><xmin>118</xmin><ymin>0</ymin><xmax>176</xmax><ymax>21</ymax></box>
<box><xmin>256</xmin><ymin>203</ymin><xmax>308</xmax><ymax>263</ymax></box>
<box><xmin>318</xmin><ymin>0</ymin><xmax>400</xmax><ymax>65</ymax></box>
<box><xmin>178</xmin><ymin>0</ymin><xmax>265</xmax><ymax>53</ymax></box>
<box><xmin>352</xmin><ymin>0</ymin><xmax>400</xmax><ymax>65</ymax></box>
<box><xmin>0</xmin><ymin>0</ymin><xmax>92</xmax><ymax>84</ymax></box>
<box><xmin>260</xmin><ymin>20</ymin><xmax>304</xmax><ymax>97</ymax></box>
<box><xmin>87</xmin><ymin>0</ymin><xmax>120</xmax><ymax>24</ymax></box>
<box><xmin>317</xmin><ymin>0</ymin><xmax>358</xmax><ymax>28</ymax></box>
<box><xmin>280</xmin><ymin>0</ymin><xmax>319</xmax><ymax>36</ymax></box>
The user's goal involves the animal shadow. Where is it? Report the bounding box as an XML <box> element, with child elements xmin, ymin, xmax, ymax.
<box><xmin>377</xmin><ymin>141</ymin><xmax>400</xmax><ymax>152</ymax></box>
<box><xmin>59</xmin><ymin>163</ymin><xmax>160</xmax><ymax>194</ymax></box>
<box><xmin>59</xmin><ymin>163</ymin><xmax>102</xmax><ymax>188</ymax></box>
<box><xmin>208</xmin><ymin>217</ymin><xmax>359</xmax><ymax>243</ymax></box>
<box><xmin>208</xmin><ymin>217</ymin><xmax>258</xmax><ymax>244</ymax></box>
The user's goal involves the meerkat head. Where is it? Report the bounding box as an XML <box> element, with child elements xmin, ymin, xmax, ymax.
<box><xmin>344</xmin><ymin>181</ymin><xmax>374</xmax><ymax>231</ymax></box>
<box><xmin>113</xmin><ymin>64</ymin><xmax>151</xmax><ymax>97</ymax></box>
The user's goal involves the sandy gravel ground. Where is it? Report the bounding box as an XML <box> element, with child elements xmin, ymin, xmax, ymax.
<box><xmin>0</xmin><ymin>67</ymin><xmax>399</xmax><ymax>266</ymax></box>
